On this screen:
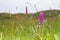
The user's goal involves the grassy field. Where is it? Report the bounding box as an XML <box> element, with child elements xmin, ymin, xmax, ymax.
<box><xmin>0</xmin><ymin>10</ymin><xmax>60</xmax><ymax>40</ymax></box>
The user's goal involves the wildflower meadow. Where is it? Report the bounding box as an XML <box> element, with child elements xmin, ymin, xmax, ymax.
<box><xmin>0</xmin><ymin>10</ymin><xmax>60</xmax><ymax>40</ymax></box>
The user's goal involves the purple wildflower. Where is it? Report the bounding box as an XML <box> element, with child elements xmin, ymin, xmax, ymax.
<box><xmin>38</xmin><ymin>11</ymin><xmax>44</xmax><ymax>25</ymax></box>
<box><xmin>26</xmin><ymin>6</ymin><xmax>28</xmax><ymax>15</ymax></box>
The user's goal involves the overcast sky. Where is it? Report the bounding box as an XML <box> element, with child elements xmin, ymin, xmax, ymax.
<box><xmin>0</xmin><ymin>0</ymin><xmax>60</xmax><ymax>13</ymax></box>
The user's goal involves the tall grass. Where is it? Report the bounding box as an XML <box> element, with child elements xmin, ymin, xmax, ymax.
<box><xmin>0</xmin><ymin>10</ymin><xmax>60</xmax><ymax>40</ymax></box>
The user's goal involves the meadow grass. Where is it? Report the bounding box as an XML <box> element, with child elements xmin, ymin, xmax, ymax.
<box><xmin>0</xmin><ymin>10</ymin><xmax>60</xmax><ymax>40</ymax></box>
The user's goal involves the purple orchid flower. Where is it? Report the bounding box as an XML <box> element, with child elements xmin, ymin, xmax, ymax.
<box><xmin>26</xmin><ymin>6</ymin><xmax>28</xmax><ymax>15</ymax></box>
<box><xmin>38</xmin><ymin>11</ymin><xmax>44</xmax><ymax>25</ymax></box>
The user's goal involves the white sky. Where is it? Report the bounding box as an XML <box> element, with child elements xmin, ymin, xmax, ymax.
<box><xmin>0</xmin><ymin>0</ymin><xmax>60</xmax><ymax>13</ymax></box>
